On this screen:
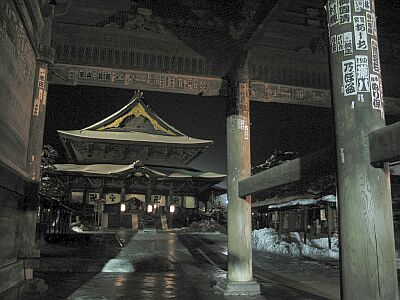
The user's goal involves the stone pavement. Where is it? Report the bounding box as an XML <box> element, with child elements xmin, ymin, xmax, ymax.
<box><xmin>179</xmin><ymin>232</ymin><xmax>340</xmax><ymax>300</ymax></box>
<box><xmin>51</xmin><ymin>231</ymin><xmax>336</xmax><ymax>300</ymax></box>
<box><xmin>185</xmin><ymin>233</ymin><xmax>340</xmax><ymax>299</ymax></box>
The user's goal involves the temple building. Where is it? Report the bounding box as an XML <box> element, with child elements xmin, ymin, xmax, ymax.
<box><xmin>47</xmin><ymin>91</ymin><xmax>225</xmax><ymax>229</ymax></box>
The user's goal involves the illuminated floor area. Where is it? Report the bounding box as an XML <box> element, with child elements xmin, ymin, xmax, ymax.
<box><xmin>28</xmin><ymin>231</ymin><xmax>341</xmax><ymax>300</ymax></box>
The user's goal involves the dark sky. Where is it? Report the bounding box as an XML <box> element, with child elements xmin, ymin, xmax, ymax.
<box><xmin>44</xmin><ymin>84</ymin><xmax>336</xmax><ymax>174</ymax></box>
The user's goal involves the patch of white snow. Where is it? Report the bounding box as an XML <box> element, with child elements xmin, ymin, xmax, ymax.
<box><xmin>269</xmin><ymin>199</ymin><xmax>317</xmax><ymax>209</ymax></box>
<box><xmin>102</xmin><ymin>259</ymin><xmax>135</xmax><ymax>272</ymax></box>
<box><xmin>320</xmin><ymin>194</ymin><xmax>337</xmax><ymax>203</ymax></box>
<box><xmin>252</xmin><ymin>228</ymin><xmax>339</xmax><ymax>260</ymax></box>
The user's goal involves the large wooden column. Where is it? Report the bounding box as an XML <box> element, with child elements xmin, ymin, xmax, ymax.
<box><xmin>26</xmin><ymin>4</ymin><xmax>54</xmax><ymax>181</ymax></box>
<box><xmin>18</xmin><ymin>3</ymin><xmax>55</xmax><ymax>295</ymax></box>
<box><xmin>214</xmin><ymin>56</ymin><xmax>260</xmax><ymax>295</ymax></box>
<box><xmin>326</xmin><ymin>1</ymin><xmax>398</xmax><ymax>299</ymax></box>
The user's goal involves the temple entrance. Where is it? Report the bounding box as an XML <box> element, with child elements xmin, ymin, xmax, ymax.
<box><xmin>107</xmin><ymin>213</ymin><xmax>132</xmax><ymax>229</ymax></box>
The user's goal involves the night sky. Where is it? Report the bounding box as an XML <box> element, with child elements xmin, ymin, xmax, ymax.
<box><xmin>44</xmin><ymin>84</ymin><xmax>336</xmax><ymax>174</ymax></box>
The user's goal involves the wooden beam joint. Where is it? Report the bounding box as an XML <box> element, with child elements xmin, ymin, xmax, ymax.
<box><xmin>238</xmin><ymin>148</ymin><xmax>335</xmax><ymax>198</ymax></box>
<box><xmin>369</xmin><ymin>121</ymin><xmax>400</xmax><ymax>167</ymax></box>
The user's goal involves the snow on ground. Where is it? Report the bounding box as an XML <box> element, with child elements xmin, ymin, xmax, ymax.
<box><xmin>268</xmin><ymin>194</ymin><xmax>337</xmax><ymax>209</ymax></box>
<box><xmin>183</xmin><ymin>219</ymin><xmax>227</xmax><ymax>234</ymax></box>
<box><xmin>102</xmin><ymin>259</ymin><xmax>134</xmax><ymax>272</ymax></box>
<box><xmin>252</xmin><ymin>228</ymin><xmax>339</xmax><ymax>260</ymax></box>
<box><xmin>269</xmin><ymin>199</ymin><xmax>317</xmax><ymax>209</ymax></box>
<box><xmin>319</xmin><ymin>194</ymin><xmax>337</xmax><ymax>203</ymax></box>
<box><xmin>308</xmin><ymin>235</ymin><xmax>339</xmax><ymax>251</ymax></box>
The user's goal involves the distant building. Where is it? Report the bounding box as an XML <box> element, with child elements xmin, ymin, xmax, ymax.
<box><xmin>47</xmin><ymin>92</ymin><xmax>225</xmax><ymax>229</ymax></box>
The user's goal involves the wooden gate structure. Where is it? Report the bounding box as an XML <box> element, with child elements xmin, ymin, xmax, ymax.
<box><xmin>0</xmin><ymin>0</ymin><xmax>399</xmax><ymax>298</ymax></box>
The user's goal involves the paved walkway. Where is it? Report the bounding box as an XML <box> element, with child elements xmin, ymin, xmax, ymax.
<box><xmin>179</xmin><ymin>232</ymin><xmax>340</xmax><ymax>300</ymax></box>
<box><xmin>60</xmin><ymin>231</ymin><xmax>337</xmax><ymax>300</ymax></box>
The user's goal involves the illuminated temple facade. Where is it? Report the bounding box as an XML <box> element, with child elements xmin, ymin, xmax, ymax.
<box><xmin>49</xmin><ymin>91</ymin><xmax>225</xmax><ymax>228</ymax></box>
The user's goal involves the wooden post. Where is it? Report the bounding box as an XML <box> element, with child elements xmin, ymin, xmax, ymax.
<box><xmin>327</xmin><ymin>205</ymin><xmax>332</xmax><ymax>250</ymax></box>
<box><xmin>326</xmin><ymin>1</ymin><xmax>398</xmax><ymax>298</ymax></box>
<box><xmin>226</xmin><ymin>57</ymin><xmax>252</xmax><ymax>282</ymax></box>
<box><xmin>145</xmin><ymin>180</ymin><xmax>152</xmax><ymax>211</ymax></box>
<box><xmin>214</xmin><ymin>55</ymin><xmax>260</xmax><ymax>295</ymax></box>
<box><xmin>121</xmin><ymin>186</ymin><xmax>126</xmax><ymax>203</ymax></box>
<box><xmin>26</xmin><ymin>4</ymin><xmax>54</xmax><ymax>181</ymax></box>
<box><xmin>82</xmin><ymin>182</ymin><xmax>87</xmax><ymax>207</ymax></box>
<box><xmin>303</xmin><ymin>207</ymin><xmax>308</xmax><ymax>244</ymax></box>
<box><xmin>120</xmin><ymin>186</ymin><xmax>126</xmax><ymax>227</ymax></box>
<box><xmin>313</xmin><ymin>209</ymin><xmax>317</xmax><ymax>236</ymax></box>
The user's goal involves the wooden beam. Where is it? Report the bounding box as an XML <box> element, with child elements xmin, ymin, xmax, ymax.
<box><xmin>244</xmin><ymin>0</ymin><xmax>292</xmax><ymax>50</ymax></box>
<box><xmin>251</xmin><ymin>193</ymin><xmax>317</xmax><ymax>208</ymax></box>
<box><xmin>239</xmin><ymin>131</ymin><xmax>400</xmax><ymax>198</ymax></box>
<box><xmin>369</xmin><ymin>121</ymin><xmax>400</xmax><ymax>166</ymax></box>
<box><xmin>249</xmin><ymin>81</ymin><xmax>400</xmax><ymax>114</ymax></box>
<box><xmin>49</xmin><ymin>63</ymin><xmax>225</xmax><ymax>96</ymax></box>
<box><xmin>238</xmin><ymin>148</ymin><xmax>335</xmax><ymax>198</ymax></box>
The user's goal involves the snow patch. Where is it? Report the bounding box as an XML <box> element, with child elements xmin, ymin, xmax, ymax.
<box><xmin>268</xmin><ymin>195</ymin><xmax>337</xmax><ymax>209</ymax></box>
<box><xmin>309</xmin><ymin>236</ymin><xmax>339</xmax><ymax>251</ymax></box>
<box><xmin>320</xmin><ymin>194</ymin><xmax>337</xmax><ymax>203</ymax></box>
<box><xmin>269</xmin><ymin>198</ymin><xmax>317</xmax><ymax>209</ymax></box>
<box><xmin>102</xmin><ymin>259</ymin><xmax>135</xmax><ymax>272</ymax></box>
<box><xmin>252</xmin><ymin>228</ymin><xmax>339</xmax><ymax>260</ymax></box>
<box><xmin>302</xmin><ymin>244</ymin><xmax>339</xmax><ymax>260</ymax></box>
<box><xmin>183</xmin><ymin>219</ymin><xmax>226</xmax><ymax>233</ymax></box>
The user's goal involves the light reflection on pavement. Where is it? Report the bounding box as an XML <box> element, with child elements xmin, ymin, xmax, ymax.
<box><xmin>34</xmin><ymin>231</ymin><xmax>340</xmax><ymax>300</ymax></box>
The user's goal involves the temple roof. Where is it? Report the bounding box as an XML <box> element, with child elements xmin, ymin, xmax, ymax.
<box><xmin>51</xmin><ymin>163</ymin><xmax>225</xmax><ymax>181</ymax></box>
<box><xmin>58</xmin><ymin>92</ymin><xmax>213</xmax><ymax>165</ymax></box>
<box><xmin>58</xmin><ymin>129</ymin><xmax>212</xmax><ymax>145</ymax></box>
<box><xmin>58</xmin><ymin>91</ymin><xmax>212</xmax><ymax>145</ymax></box>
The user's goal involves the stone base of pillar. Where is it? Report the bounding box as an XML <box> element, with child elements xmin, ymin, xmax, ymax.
<box><xmin>0</xmin><ymin>277</ymin><xmax>47</xmax><ymax>300</ymax></box>
<box><xmin>213</xmin><ymin>278</ymin><xmax>261</xmax><ymax>296</ymax></box>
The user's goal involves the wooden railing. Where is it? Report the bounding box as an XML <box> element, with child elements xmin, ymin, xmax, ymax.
<box><xmin>37</xmin><ymin>195</ymin><xmax>78</xmax><ymax>239</ymax></box>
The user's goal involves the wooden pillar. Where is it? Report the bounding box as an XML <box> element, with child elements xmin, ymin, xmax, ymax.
<box><xmin>82</xmin><ymin>182</ymin><xmax>87</xmax><ymax>207</ymax></box>
<box><xmin>120</xmin><ymin>186</ymin><xmax>126</xmax><ymax>227</ymax></box>
<box><xmin>214</xmin><ymin>55</ymin><xmax>260</xmax><ymax>295</ymax></box>
<box><xmin>303</xmin><ymin>207</ymin><xmax>308</xmax><ymax>244</ymax></box>
<box><xmin>326</xmin><ymin>1</ymin><xmax>398</xmax><ymax>299</ymax></box>
<box><xmin>326</xmin><ymin>205</ymin><xmax>332</xmax><ymax>250</ymax></box>
<box><xmin>145</xmin><ymin>180</ymin><xmax>152</xmax><ymax>209</ymax></box>
<box><xmin>23</xmin><ymin>12</ymin><xmax>57</xmax><ymax>283</ymax></box>
<box><xmin>121</xmin><ymin>186</ymin><xmax>126</xmax><ymax>203</ymax></box>
<box><xmin>168</xmin><ymin>188</ymin><xmax>173</xmax><ymax>228</ymax></box>
<box><xmin>327</xmin><ymin>205</ymin><xmax>333</xmax><ymax>250</ymax></box>
<box><xmin>210</xmin><ymin>189</ymin><xmax>214</xmax><ymax>209</ymax></box>
<box><xmin>26</xmin><ymin>4</ymin><xmax>54</xmax><ymax>181</ymax></box>
<box><xmin>226</xmin><ymin>58</ymin><xmax>252</xmax><ymax>282</ymax></box>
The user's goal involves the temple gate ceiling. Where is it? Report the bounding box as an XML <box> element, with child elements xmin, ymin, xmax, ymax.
<box><xmin>51</xmin><ymin>0</ymin><xmax>331</xmax><ymax>76</ymax></box>
<box><xmin>51</xmin><ymin>0</ymin><xmax>275</xmax><ymax>74</ymax></box>
<box><xmin>49</xmin><ymin>0</ymin><xmax>400</xmax><ymax>112</ymax></box>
